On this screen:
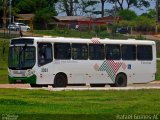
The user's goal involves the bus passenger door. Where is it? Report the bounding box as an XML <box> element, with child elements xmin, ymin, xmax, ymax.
<box><xmin>37</xmin><ymin>43</ymin><xmax>53</xmax><ymax>84</ymax></box>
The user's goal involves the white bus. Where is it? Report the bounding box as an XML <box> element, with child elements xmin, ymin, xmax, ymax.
<box><xmin>8</xmin><ymin>37</ymin><xmax>156</xmax><ymax>87</ymax></box>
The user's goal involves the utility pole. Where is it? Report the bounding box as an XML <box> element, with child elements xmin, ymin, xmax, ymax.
<box><xmin>9</xmin><ymin>0</ymin><xmax>12</xmax><ymax>38</ymax></box>
<box><xmin>2</xmin><ymin>0</ymin><xmax>7</xmax><ymax>29</ymax></box>
<box><xmin>114</xmin><ymin>0</ymin><xmax>117</xmax><ymax>24</ymax></box>
<box><xmin>157</xmin><ymin>0</ymin><xmax>160</xmax><ymax>23</ymax></box>
<box><xmin>156</xmin><ymin>0</ymin><xmax>160</xmax><ymax>33</ymax></box>
<box><xmin>9</xmin><ymin>0</ymin><xmax>12</xmax><ymax>25</ymax></box>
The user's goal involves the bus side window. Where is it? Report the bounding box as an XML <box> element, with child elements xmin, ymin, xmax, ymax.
<box><xmin>106</xmin><ymin>44</ymin><xmax>121</xmax><ymax>60</ymax></box>
<box><xmin>137</xmin><ymin>45</ymin><xmax>152</xmax><ymax>61</ymax></box>
<box><xmin>122</xmin><ymin>45</ymin><xmax>136</xmax><ymax>60</ymax></box>
<box><xmin>38</xmin><ymin>43</ymin><xmax>53</xmax><ymax>66</ymax></box>
<box><xmin>72</xmin><ymin>44</ymin><xmax>88</xmax><ymax>60</ymax></box>
<box><xmin>54</xmin><ymin>43</ymin><xmax>71</xmax><ymax>60</ymax></box>
<box><xmin>89</xmin><ymin>44</ymin><xmax>105</xmax><ymax>60</ymax></box>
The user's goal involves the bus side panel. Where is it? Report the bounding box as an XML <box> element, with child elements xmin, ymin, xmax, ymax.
<box><xmin>35</xmin><ymin>62</ymin><xmax>55</xmax><ymax>84</ymax></box>
<box><xmin>51</xmin><ymin>60</ymin><xmax>114</xmax><ymax>85</ymax></box>
<box><xmin>129</xmin><ymin>45</ymin><xmax>156</xmax><ymax>84</ymax></box>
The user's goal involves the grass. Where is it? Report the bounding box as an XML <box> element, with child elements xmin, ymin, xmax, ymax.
<box><xmin>0</xmin><ymin>89</ymin><xmax>160</xmax><ymax>120</ymax></box>
<box><xmin>156</xmin><ymin>60</ymin><xmax>160</xmax><ymax>80</ymax></box>
<box><xmin>33</xmin><ymin>29</ymin><xmax>134</xmax><ymax>39</ymax></box>
<box><xmin>0</xmin><ymin>39</ymin><xmax>9</xmax><ymax>84</ymax></box>
<box><xmin>156</xmin><ymin>41</ymin><xmax>160</xmax><ymax>58</ymax></box>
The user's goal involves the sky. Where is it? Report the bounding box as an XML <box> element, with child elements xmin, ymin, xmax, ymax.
<box><xmin>102</xmin><ymin>0</ymin><xmax>156</xmax><ymax>15</ymax></box>
<box><xmin>57</xmin><ymin>0</ymin><xmax>156</xmax><ymax>17</ymax></box>
<box><xmin>131</xmin><ymin>0</ymin><xmax>156</xmax><ymax>15</ymax></box>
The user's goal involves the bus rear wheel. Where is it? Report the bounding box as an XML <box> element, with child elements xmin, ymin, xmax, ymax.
<box><xmin>111</xmin><ymin>73</ymin><xmax>127</xmax><ymax>87</ymax></box>
<box><xmin>54</xmin><ymin>73</ymin><xmax>67</xmax><ymax>87</ymax></box>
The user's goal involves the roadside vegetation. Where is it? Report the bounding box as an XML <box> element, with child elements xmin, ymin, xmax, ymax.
<box><xmin>0</xmin><ymin>39</ymin><xmax>9</xmax><ymax>84</ymax></box>
<box><xmin>34</xmin><ymin>29</ymin><xmax>135</xmax><ymax>39</ymax></box>
<box><xmin>0</xmin><ymin>89</ymin><xmax>160</xmax><ymax>120</ymax></box>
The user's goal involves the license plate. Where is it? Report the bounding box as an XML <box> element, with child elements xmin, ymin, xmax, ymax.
<box><xmin>16</xmin><ymin>80</ymin><xmax>22</xmax><ymax>83</ymax></box>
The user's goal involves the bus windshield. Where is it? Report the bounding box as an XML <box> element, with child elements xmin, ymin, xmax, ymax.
<box><xmin>8</xmin><ymin>46</ymin><xmax>35</xmax><ymax>69</ymax></box>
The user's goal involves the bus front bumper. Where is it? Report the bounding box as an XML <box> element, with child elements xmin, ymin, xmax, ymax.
<box><xmin>8</xmin><ymin>75</ymin><xmax>37</xmax><ymax>84</ymax></box>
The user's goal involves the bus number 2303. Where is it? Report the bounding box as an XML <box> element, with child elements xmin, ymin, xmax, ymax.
<box><xmin>41</xmin><ymin>68</ymin><xmax>48</xmax><ymax>72</ymax></box>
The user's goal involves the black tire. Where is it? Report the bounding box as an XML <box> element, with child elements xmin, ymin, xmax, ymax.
<box><xmin>30</xmin><ymin>84</ymin><xmax>39</xmax><ymax>87</ymax></box>
<box><xmin>90</xmin><ymin>84</ymin><xmax>106</xmax><ymax>87</ymax></box>
<box><xmin>54</xmin><ymin>73</ymin><xmax>67</xmax><ymax>87</ymax></box>
<box><xmin>114</xmin><ymin>73</ymin><xmax>127</xmax><ymax>87</ymax></box>
<box><xmin>110</xmin><ymin>84</ymin><xmax>115</xmax><ymax>87</ymax></box>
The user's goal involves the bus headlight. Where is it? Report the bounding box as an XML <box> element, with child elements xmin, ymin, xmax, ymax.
<box><xmin>8</xmin><ymin>69</ymin><xmax>12</xmax><ymax>76</ymax></box>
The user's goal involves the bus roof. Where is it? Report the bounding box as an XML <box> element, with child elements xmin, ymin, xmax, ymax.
<box><xmin>12</xmin><ymin>37</ymin><xmax>155</xmax><ymax>45</ymax></box>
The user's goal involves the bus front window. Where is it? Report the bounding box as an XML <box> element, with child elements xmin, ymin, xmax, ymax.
<box><xmin>8</xmin><ymin>46</ymin><xmax>35</xmax><ymax>69</ymax></box>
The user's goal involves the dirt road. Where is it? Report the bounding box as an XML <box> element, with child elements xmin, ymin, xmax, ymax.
<box><xmin>0</xmin><ymin>81</ymin><xmax>160</xmax><ymax>90</ymax></box>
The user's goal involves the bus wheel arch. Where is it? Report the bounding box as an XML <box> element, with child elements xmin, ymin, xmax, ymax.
<box><xmin>110</xmin><ymin>72</ymin><xmax>127</xmax><ymax>87</ymax></box>
<box><xmin>53</xmin><ymin>72</ymin><xmax>68</xmax><ymax>87</ymax></box>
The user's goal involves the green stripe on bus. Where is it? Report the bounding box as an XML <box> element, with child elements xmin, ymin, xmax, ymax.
<box><xmin>8</xmin><ymin>74</ymin><xmax>37</xmax><ymax>84</ymax></box>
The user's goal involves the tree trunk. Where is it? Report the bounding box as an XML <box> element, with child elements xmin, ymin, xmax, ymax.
<box><xmin>101</xmin><ymin>0</ymin><xmax>105</xmax><ymax>17</ymax></box>
<box><xmin>117</xmin><ymin>0</ymin><xmax>124</xmax><ymax>10</ymax></box>
<box><xmin>63</xmin><ymin>0</ymin><xmax>74</xmax><ymax>16</ymax></box>
<box><xmin>3</xmin><ymin>0</ymin><xmax>7</xmax><ymax>29</ymax></box>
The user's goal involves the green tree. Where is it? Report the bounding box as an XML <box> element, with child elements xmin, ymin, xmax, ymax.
<box><xmin>34</xmin><ymin>7</ymin><xmax>56</xmax><ymax>29</ymax></box>
<box><xmin>133</xmin><ymin>15</ymin><xmax>156</xmax><ymax>33</ymax></box>
<box><xmin>118</xmin><ymin>9</ymin><xmax>137</xmax><ymax>20</ymax></box>
<box><xmin>136</xmin><ymin>16</ymin><xmax>156</xmax><ymax>28</ymax></box>
<box><xmin>80</xmin><ymin>0</ymin><xmax>107</xmax><ymax>17</ymax></box>
<box><xmin>141</xmin><ymin>9</ymin><xmax>156</xmax><ymax>19</ymax></box>
<box><xmin>57</xmin><ymin>0</ymin><xmax>98</xmax><ymax>16</ymax></box>
<box><xmin>100</xmin><ymin>0</ymin><xmax>107</xmax><ymax>17</ymax></box>
<box><xmin>12</xmin><ymin>0</ymin><xmax>57</xmax><ymax>29</ymax></box>
<box><xmin>13</xmin><ymin>0</ymin><xmax>56</xmax><ymax>13</ymax></box>
<box><xmin>57</xmin><ymin>0</ymin><xmax>76</xmax><ymax>16</ymax></box>
<box><xmin>109</xmin><ymin>0</ymin><xmax>151</xmax><ymax>10</ymax></box>
<box><xmin>0</xmin><ymin>0</ymin><xmax>8</xmax><ymax>28</ymax></box>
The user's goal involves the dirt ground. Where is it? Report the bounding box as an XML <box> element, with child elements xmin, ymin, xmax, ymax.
<box><xmin>0</xmin><ymin>81</ymin><xmax>160</xmax><ymax>89</ymax></box>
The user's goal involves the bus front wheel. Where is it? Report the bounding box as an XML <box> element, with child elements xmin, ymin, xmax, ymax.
<box><xmin>54</xmin><ymin>73</ymin><xmax>67</xmax><ymax>87</ymax></box>
<box><xmin>111</xmin><ymin>73</ymin><xmax>127</xmax><ymax>87</ymax></box>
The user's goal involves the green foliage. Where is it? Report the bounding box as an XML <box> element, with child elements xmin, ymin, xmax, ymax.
<box><xmin>156</xmin><ymin>60</ymin><xmax>160</xmax><ymax>80</ymax></box>
<box><xmin>33</xmin><ymin>28</ymin><xmax>130</xmax><ymax>39</ymax></box>
<box><xmin>118</xmin><ymin>9</ymin><xmax>137</xmax><ymax>21</ymax></box>
<box><xmin>135</xmin><ymin>34</ymin><xmax>146</xmax><ymax>40</ymax></box>
<box><xmin>12</xmin><ymin>0</ymin><xmax>57</xmax><ymax>29</ymax></box>
<box><xmin>135</xmin><ymin>16</ymin><xmax>156</xmax><ymax>28</ymax></box>
<box><xmin>118</xmin><ymin>19</ymin><xmax>140</xmax><ymax>29</ymax></box>
<box><xmin>13</xmin><ymin>0</ymin><xmax>57</xmax><ymax>13</ymax></box>
<box><xmin>109</xmin><ymin>0</ymin><xmax>151</xmax><ymax>10</ymax></box>
<box><xmin>0</xmin><ymin>39</ymin><xmax>9</xmax><ymax>84</ymax></box>
<box><xmin>34</xmin><ymin>7</ymin><xmax>57</xmax><ymax>29</ymax></box>
<box><xmin>141</xmin><ymin>9</ymin><xmax>156</xmax><ymax>19</ymax></box>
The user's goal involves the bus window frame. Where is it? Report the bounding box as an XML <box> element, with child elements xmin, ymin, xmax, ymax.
<box><xmin>72</xmin><ymin>43</ymin><xmax>88</xmax><ymax>60</ymax></box>
<box><xmin>89</xmin><ymin>44</ymin><xmax>105</xmax><ymax>60</ymax></box>
<box><xmin>137</xmin><ymin>45</ymin><xmax>153</xmax><ymax>61</ymax></box>
<box><xmin>38</xmin><ymin>42</ymin><xmax>53</xmax><ymax>66</ymax></box>
<box><xmin>105</xmin><ymin>44</ymin><xmax>121</xmax><ymax>60</ymax></box>
<box><xmin>121</xmin><ymin>44</ymin><xmax>136</xmax><ymax>61</ymax></box>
